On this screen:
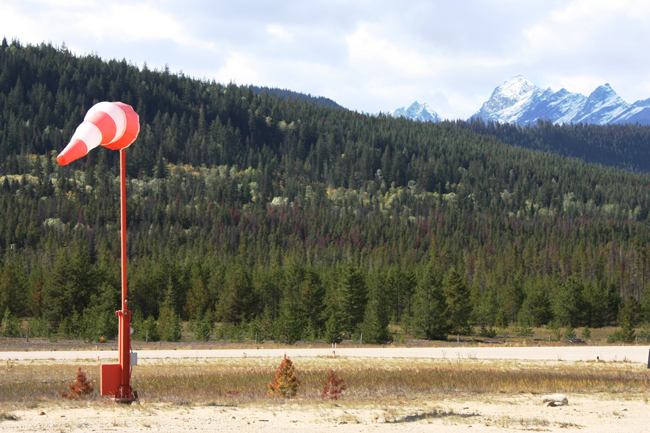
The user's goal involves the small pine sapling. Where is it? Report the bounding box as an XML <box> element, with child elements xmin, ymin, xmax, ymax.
<box><xmin>61</xmin><ymin>368</ymin><xmax>94</xmax><ymax>399</ymax></box>
<box><xmin>564</xmin><ymin>324</ymin><xmax>576</xmax><ymax>340</ymax></box>
<box><xmin>321</xmin><ymin>369</ymin><xmax>347</xmax><ymax>400</ymax></box>
<box><xmin>267</xmin><ymin>354</ymin><xmax>300</xmax><ymax>398</ymax></box>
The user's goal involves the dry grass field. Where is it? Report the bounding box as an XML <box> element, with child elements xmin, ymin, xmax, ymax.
<box><xmin>3</xmin><ymin>323</ymin><xmax>649</xmax><ymax>353</ymax></box>
<box><xmin>1</xmin><ymin>354</ymin><xmax>649</xmax><ymax>432</ymax></box>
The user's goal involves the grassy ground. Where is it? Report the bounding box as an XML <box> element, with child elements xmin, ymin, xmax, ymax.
<box><xmin>1</xmin><ymin>356</ymin><xmax>649</xmax><ymax>409</ymax></box>
<box><xmin>1</xmin><ymin>324</ymin><xmax>649</xmax><ymax>353</ymax></box>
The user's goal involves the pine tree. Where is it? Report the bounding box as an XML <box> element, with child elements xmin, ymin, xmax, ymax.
<box><xmin>273</xmin><ymin>299</ymin><xmax>303</xmax><ymax>344</ymax></box>
<box><xmin>324</xmin><ymin>309</ymin><xmax>344</xmax><ymax>344</ymax></box>
<box><xmin>361</xmin><ymin>277</ymin><xmax>392</xmax><ymax>344</ymax></box>
<box><xmin>564</xmin><ymin>323</ymin><xmax>576</xmax><ymax>340</ymax></box>
<box><xmin>411</xmin><ymin>263</ymin><xmax>449</xmax><ymax>340</ymax></box>
<box><xmin>216</xmin><ymin>264</ymin><xmax>253</xmax><ymax>324</ymax></box>
<box><xmin>267</xmin><ymin>355</ymin><xmax>300</xmax><ymax>398</ymax></box>
<box><xmin>618</xmin><ymin>315</ymin><xmax>636</xmax><ymax>343</ymax></box>
<box><xmin>193</xmin><ymin>309</ymin><xmax>214</xmax><ymax>342</ymax></box>
<box><xmin>444</xmin><ymin>267</ymin><xmax>472</xmax><ymax>335</ymax></box>
<box><xmin>158</xmin><ymin>282</ymin><xmax>182</xmax><ymax>342</ymax></box>
<box><xmin>81</xmin><ymin>282</ymin><xmax>119</xmax><ymax>342</ymax></box>
<box><xmin>0</xmin><ymin>260</ymin><xmax>26</xmax><ymax>316</ymax></box>
<box><xmin>553</xmin><ymin>277</ymin><xmax>584</xmax><ymax>327</ymax></box>
<box><xmin>42</xmin><ymin>249</ymin><xmax>95</xmax><ymax>331</ymax></box>
<box><xmin>338</xmin><ymin>266</ymin><xmax>367</xmax><ymax>336</ymax></box>
<box><xmin>1</xmin><ymin>307</ymin><xmax>22</xmax><ymax>337</ymax></box>
<box><xmin>321</xmin><ymin>370</ymin><xmax>347</xmax><ymax>400</ymax></box>
<box><xmin>185</xmin><ymin>276</ymin><xmax>212</xmax><ymax>320</ymax></box>
<box><xmin>61</xmin><ymin>368</ymin><xmax>94</xmax><ymax>399</ymax></box>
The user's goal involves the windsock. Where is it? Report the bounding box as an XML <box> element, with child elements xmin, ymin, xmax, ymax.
<box><xmin>57</xmin><ymin>101</ymin><xmax>139</xmax><ymax>166</ymax></box>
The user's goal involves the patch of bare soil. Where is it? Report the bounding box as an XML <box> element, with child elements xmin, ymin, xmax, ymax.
<box><xmin>1</xmin><ymin>394</ymin><xmax>648</xmax><ymax>433</ymax></box>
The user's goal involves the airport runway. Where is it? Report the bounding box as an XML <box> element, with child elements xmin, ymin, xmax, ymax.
<box><xmin>2</xmin><ymin>345</ymin><xmax>650</xmax><ymax>364</ymax></box>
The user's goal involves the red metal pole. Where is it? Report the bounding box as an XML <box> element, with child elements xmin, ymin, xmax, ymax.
<box><xmin>117</xmin><ymin>148</ymin><xmax>133</xmax><ymax>400</ymax></box>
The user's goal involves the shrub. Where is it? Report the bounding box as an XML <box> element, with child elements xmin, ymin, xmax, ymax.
<box><xmin>564</xmin><ymin>324</ymin><xmax>576</xmax><ymax>340</ymax></box>
<box><xmin>321</xmin><ymin>369</ymin><xmax>346</xmax><ymax>400</ymax></box>
<box><xmin>548</xmin><ymin>321</ymin><xmax>563</xmax><ymax>341</ymax></box>
<box><xmin>1</xmin><ymin>308</ymin><xmax>22</xmax><ymax>337</ymax></box>
<box><xmin>133</xmin><ymin>316</ymin><xmax>160</xmax><ymax>342</ymax></box>
<box><xmin>158</xmin><ymin>306</ymin><xmax>182</xmax><ymax>342</ymax></box>
<box><xmin>61</xmin><ymin>368</ymin><xmax>94</xmax><ymax>399</ymax></box>
<box><xmin>26</xmin><ymin>317</ymin><xmax>51</xmax><ymax>338</ymax></box>
<box><xmin>607</xmin><ymin>329</ymin><xmax>622</xmax><ymax>343</ymax></box>
<box><xmin>267</xmin><ymin>355</ymin><xmax>300</xmax><ymax>398</ymax></box>
<box><xmin>194</xmin><ymin>309</ymin><xmax>214</xmax><ymax>342</ymax></box>
<box><xmin>479</xmin><ymin>325</ymin><xmax>497</xmax><ymax>338</ymax></box>
<box><xmin>618</xmin><ymin>317</ymin><xmax>636</xmax><ymax>343</ymax></box>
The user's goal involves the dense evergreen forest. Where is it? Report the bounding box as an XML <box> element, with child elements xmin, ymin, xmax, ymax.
<box><xmin>457</xmin><ymin>118</ymin><xmax>650</xmax><ymax>174</ymax></box>
<box><xmin>1</xmin><ymin>38</ymin><xmax>649</xmax><ymax>344</ymax></box>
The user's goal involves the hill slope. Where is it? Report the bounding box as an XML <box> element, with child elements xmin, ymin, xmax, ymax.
<box><xmin>0</xmin><ymin>40</ymin><xmax>649</xmax><ymax>343</ymax></box>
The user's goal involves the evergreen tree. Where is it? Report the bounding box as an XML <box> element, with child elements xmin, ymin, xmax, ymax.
<box><xmin>1</xmin><ymin>307</ymin><xmax>22</xmax><ymax>337</ymax></box>
<box><xmin>552</xmin><ymin>277</ymin><xmax>584</xmax><ymax>327</ymax></box>
<box><xmin>361</xmin><ymin>277</ymin><xmax>392</xmax><ymax>344</ymax></box>
<box><xmin>444</xmin><ymin>267</ymin><xmax>472</xmax><ymax>335</ymax></box>
<box><xmin>564</xmin><ymin>323</ymin><xmax>576</xmax><ymax>340</ymax></box>
<box><xmin>185</xmin><ymin>276</ymin><xmax>212</xmax><ymax>320</ymax></box>
<box><xmin>267</xmin><ymin>355</ymin><xmax>301</xmax><ymax>398</ymax></box>
<box><xmin>619</xmin><ymin>294</ymin><xmax>642</xmax><ymax>328</ymax></box>
<box><xmin>134</xmin><ymin>316</ymin><xmax>160</xmax><ymax>342</ymax></box>
<box><xmin>324</xmin><ymin>291</ymin><xmax>344</xmax><ymax>344</ymax></box>
<box><xmin>193</xmin><ymin>309</ymin><xmax>214</xmax><ymax>342</ymax></box>
<box><xmin>0</xmin><ymin>260</ymin><xmax>26</xmax><ymax>316</ymax></box>
<box><xmin>81</xmin><ymin>282</ymin><xmax>119</xmax><ymax>342</ymax></box>
<box><xmin>273</xmin><ymin>297</ymin><xmax>303</xmax><ymax>344</ymax></box>
<box><xmin>158</xmin><ymin>281</ymin><xmax>182</xmax><ymax>342</ymax></box>
<box><xmin>338</xmin><ymin>266</ymin><xmax>367</xmax><ymax>336</ymax></box>
<box><xmin>411</xmin><ymin>263</ymin><xmax>449</xmax><ymax>340</ymax></box>
<box><xmin>618</xmin><ymin>314</ymin><xmax>636</xmax><ymax>343</ymax></box>
<box><xmin>517</xmin><ymin>279</ymin><xmax>551</xmax><ymax>327</ymax></box>
<box><xmin>216</xmin><ymin>264</ymin><xmax>254</xmax><ymax>324</ymax></box>
<box><xmin>42</xmin><ymin>249</ymin><xmax>95</xmax><ymax>330</ymax></box>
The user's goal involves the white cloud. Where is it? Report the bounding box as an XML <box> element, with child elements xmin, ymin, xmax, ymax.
<box><xmin>72</xmin><ymin>3</ymin><xmax>215</xmax><ymax>50</ymax></box>
<box><xmin>214</xmin><ymin>52</ymin><xmax>263</xmax><ymax>85</ymax></box>
<box><xmin>0</xmin><ymin>2</ymin><xmax>49</xmax><ymax>44</ymax></box>
<box><xmin>0</xmin><ymin>1</ymin><xmax>215</xmax><ymax>51</ymax></box>
<box><xmin>266</xmin><ymin>24</ymin><xmax>294</xmax><ymax>42</ymax></box>
<box><xmin>346</xmin><ymin>22</ymin><xmax>438</xmax><ymax>77</ymax></box>
<box><xmin>27</xmin><ymin>0</ymin><xmax>93</xmax><ymax>6</ymax></box>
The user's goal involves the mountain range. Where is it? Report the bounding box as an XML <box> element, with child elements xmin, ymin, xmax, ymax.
<box><xmin>389</xmin><ymin>101</ymin><xmax>442</xmax><ymax>122</ymax></box>
<box><xmin>391</xmin><ymin>75</ymin><xmax>650</xmax><ymax>126</ymax></box>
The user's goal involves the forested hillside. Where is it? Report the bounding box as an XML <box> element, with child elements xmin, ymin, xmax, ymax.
<box><xmin>1</xmin><ymin>39</ymin><xmax>649</xmax><ymax>344</ymax></box>
<box><xmin>459</xmin><ymin>118</ymin><xmax>650</xmax><ymax>174</ymax></box>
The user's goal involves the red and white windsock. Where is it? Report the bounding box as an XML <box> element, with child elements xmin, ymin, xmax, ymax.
<box><xmin>57</xmin><ymin>101</ymin><xmax>140</xmax><ymax>166</ymax></box>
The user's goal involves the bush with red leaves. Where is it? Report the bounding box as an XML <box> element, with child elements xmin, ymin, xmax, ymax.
<box><xmin>61</xmin><ymin>368</ymin><xmax>94</xmax><ymax>399</ymax></box>
<box><xmin>321</xmin><ymin>369</ymin><xmax>346</xmax><ymax>400</ymax></box>
<box><xmin>267</xmin><ymin>355</ymin><xmax>300</xmax><ymax>398</ymax></box>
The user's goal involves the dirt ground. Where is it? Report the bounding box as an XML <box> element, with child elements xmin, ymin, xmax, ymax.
<box><xmin>1</xmin><ymin>393</ymin><xmax>649</xmax><ymax>432</ymax></box>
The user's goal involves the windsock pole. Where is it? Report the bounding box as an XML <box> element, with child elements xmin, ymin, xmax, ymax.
<box><xmin>114</xmin><ymin>148</ymin><xmax>135</xmax><ymax>402</ymax></box>
<box><xmin>58</xmin><ymin>101</ymin><xmax>139</xmax><ymax>402</ymax></box>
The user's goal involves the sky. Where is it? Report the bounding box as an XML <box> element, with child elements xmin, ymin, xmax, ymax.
<box><xmin>2</xmin><ymin>0</ymin><xmax>650</xmax><ymax>120</ymax></box>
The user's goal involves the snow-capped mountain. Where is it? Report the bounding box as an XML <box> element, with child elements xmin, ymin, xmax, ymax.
<box><xmin>389</xmin><ymin>101</ymin><xmax>442</xmax><ymax>122</ymax></box>
<box><xmin>471</xmin><ymin>75</ymin><xmax>650</xmax><ymax>126</ymax></box>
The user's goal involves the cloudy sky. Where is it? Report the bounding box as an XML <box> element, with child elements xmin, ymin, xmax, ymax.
<box><xmin>2</xmin><ymin>0</ymin><xmax>649</xmax><ymax>119</ymax></box>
